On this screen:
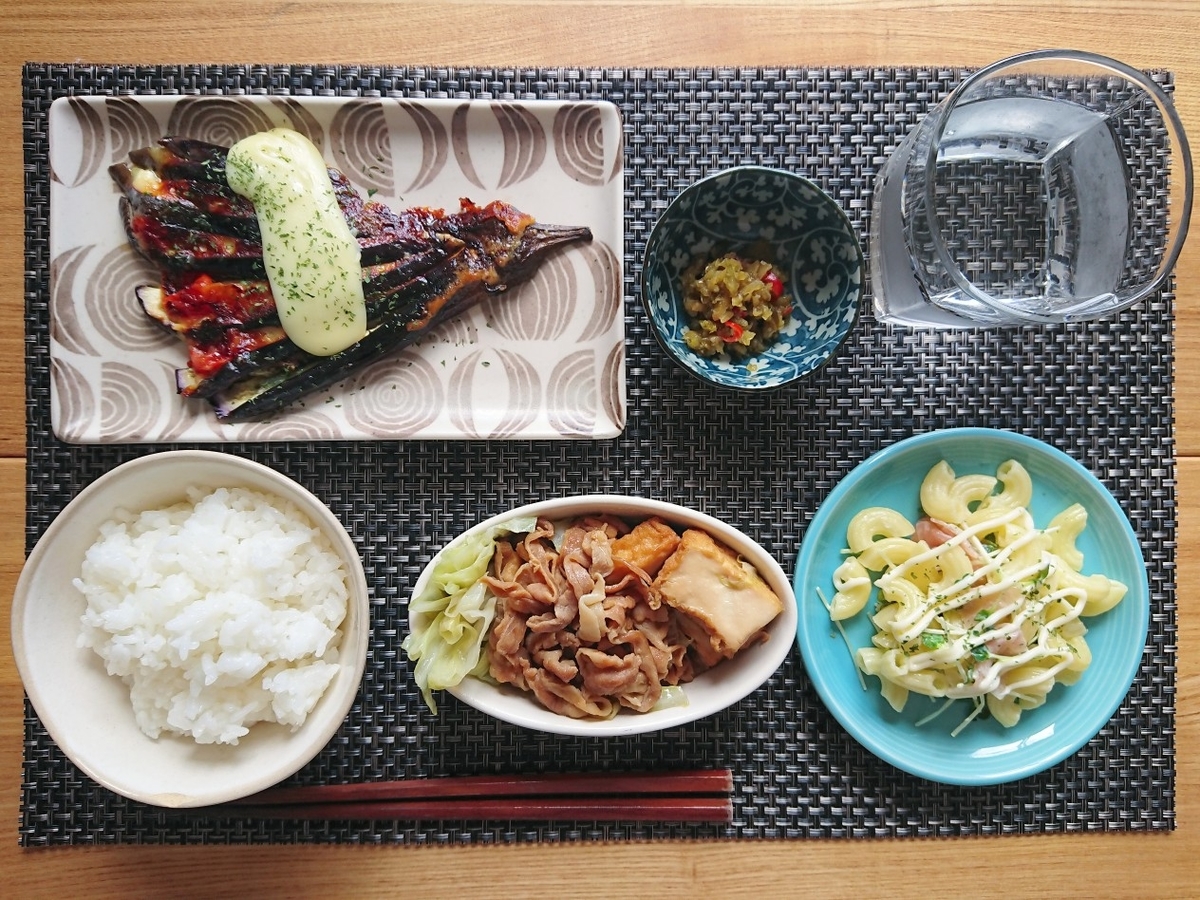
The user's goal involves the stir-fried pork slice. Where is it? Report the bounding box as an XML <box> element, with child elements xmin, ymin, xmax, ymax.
<box><xmin>481</xmin><ymin>516</ymin><xmax>782</xmax><ymax>720</ymax></box>
<box><xmin>527</xmin><ymin>669</ymin><xmax>615</xmax><ymax>719</ymax></box>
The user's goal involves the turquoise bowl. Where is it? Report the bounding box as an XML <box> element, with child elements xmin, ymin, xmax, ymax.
<box><xmin>793</xmin><ymin>428</ymin><xmax>1150</xmax><ymax>785</ymax></box>
<box><xmin>640</xmin><ymin>166</ymin><xmax>863</xmax><ymax>390</ymax></box>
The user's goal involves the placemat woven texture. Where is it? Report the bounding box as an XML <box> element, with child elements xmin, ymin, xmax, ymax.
<box><xmin>20</xmin><ymin>63</ymin><xmax>1176</xmax><ymax>845</ymax></box>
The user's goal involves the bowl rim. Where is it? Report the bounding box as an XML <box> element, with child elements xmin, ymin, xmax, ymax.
<box><xmin>638</xmin><ymin>164</ymin><xmax>864</xmax><ymax>392</ymax></box>
<box><xmin>11</xmin><ymin>449</ymin><xmax>370</xmax><ymax>807</ymax></box>
<box><xmin>411</xmin><ymin>492</ymin><xmax>799</xmax><ymax>737</ymax></box>
<box><xmin>792</xmin><ymin>427</ymin><xmax>1151</xmax><ymax>785</ymax></box>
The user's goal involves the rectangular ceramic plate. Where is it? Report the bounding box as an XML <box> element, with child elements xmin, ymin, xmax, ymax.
<box><xmin>47</xmin><ymin>95</ymin><xmax>626</xmax><ymax>442</ymax></box>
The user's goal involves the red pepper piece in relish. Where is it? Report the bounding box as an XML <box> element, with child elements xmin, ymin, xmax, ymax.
<box><xmin>762</xmin><ymin>269</ymin><xmax>785</xmax><ymax>299</ymax></box>
<box><xmin>718</xmin><ymin>320</ymin><xmax>745</xmax><ymax>343</ymax></box>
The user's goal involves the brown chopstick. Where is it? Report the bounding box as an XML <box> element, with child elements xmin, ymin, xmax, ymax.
<box><xmin>231</xmin><ymin>768</ymin><xmax>732</xmax><ymax>805</ymax></box>
<box><xmin>222</xmin><ymin>795</ymin><xmax>731</xmax><ymax>823</ymax></box>
<box><xmin>205</xmin><ymin>769</ymin><xmax>733</xmax><ymax>824</ymax></box>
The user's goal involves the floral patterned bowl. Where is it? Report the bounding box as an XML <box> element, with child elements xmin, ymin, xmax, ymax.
<box><xmin>640</xmin><ymin>166</ymin><xmax>863</xmax><ymax>390</ymax></box>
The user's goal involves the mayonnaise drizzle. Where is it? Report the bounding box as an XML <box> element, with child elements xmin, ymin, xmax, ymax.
<box><xmin>870</xmin><ymin>509</ymin><xmax>1091</xmax><ymax>702</ymax></box>
<box><xmin>224</xmin><ymin>128</ymin><xmax>368</xmax><ymax>356</ymax></box>
<box><xmin>835</xmin><ymin>479</ymin><xmax>1125</xmax><ymax>736</ymax></box>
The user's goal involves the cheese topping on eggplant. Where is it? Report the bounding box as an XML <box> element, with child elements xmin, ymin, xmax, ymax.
<box><xmin>224</xmin><ymin>128</ymin><xmax>367</xmax><ymax>356</ymax></box>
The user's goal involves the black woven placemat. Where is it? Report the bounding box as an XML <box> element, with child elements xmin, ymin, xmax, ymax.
<box><xmin>20</xmin><ymin>63</ymin><xmax>1176</xmax><ymax>845</ymax></box>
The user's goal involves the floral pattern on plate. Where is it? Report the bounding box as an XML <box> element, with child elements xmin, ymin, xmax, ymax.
<box><xmin>641</xmin><ymin>165</ymin><xmax>861</xmax><ymax>391</ymax></box>
<box><xmin>48</xmin><ymin>95</ymin><xmax>626</xmax><ymax>443</ymax></box>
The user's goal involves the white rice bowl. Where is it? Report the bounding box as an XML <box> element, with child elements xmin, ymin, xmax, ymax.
<box><xmin>11</xmin><ymin>450</ymin><xmax>370</xmax><ymax>807</ymax></box>
<box><xmin>76</xmin><ymin>486</ymin><xmax>348</xmax><ymax>746</ymax></box>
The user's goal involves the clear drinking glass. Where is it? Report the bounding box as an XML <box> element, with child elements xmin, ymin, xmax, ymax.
<box><xmin>872</xmin><ymin>49</ymin><xmax>1193</xmax><ymax>326</ymax></box>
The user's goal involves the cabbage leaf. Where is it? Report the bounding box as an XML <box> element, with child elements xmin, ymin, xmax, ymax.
<box><xmin>402</xmin><ymin>515</ymin><xmax>537</xmax><ymax>713</ymax></box>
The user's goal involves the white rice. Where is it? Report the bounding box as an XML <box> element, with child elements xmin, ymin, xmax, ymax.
<box><xmin>75</xmin><ymin>485</ymin><xmax>349</xmax><ymax>745</ymax></box>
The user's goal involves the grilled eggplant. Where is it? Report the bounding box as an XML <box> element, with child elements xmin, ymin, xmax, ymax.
<box><xmin>110</xmin><ymin>137</ymin><xmax>592</xmax><ymax>422</ymax></box>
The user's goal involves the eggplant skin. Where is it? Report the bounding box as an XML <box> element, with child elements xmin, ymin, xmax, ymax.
<box><xmin>213</xmin><ymin>222</ymin><xmax>588</xmax><ymax>421</ymax></box>
<box><xmin>111</xmin><ymin>137</ymin><xmax>592</xmax><ymax>421</ymax></box>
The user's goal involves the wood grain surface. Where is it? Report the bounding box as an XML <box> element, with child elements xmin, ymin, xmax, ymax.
<box><xmin>1</xmin><ymin>2</ymin><xmax>1197</xmax><ymax>896</ymax></box>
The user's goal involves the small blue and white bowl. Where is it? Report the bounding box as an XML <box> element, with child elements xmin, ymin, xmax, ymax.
<box><xmin>640</xmin><ymin>166</ymin><xmax>864</xmax><ymax>391</ymax></box>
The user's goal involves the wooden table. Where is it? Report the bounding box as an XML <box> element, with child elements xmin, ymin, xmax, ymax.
<box><xmin>2</xmin><ymin>2</ymin><xmax>1196</xmax><ymax>895</ymax></box>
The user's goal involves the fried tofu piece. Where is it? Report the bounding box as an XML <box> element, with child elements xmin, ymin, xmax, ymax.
<box><xmin>611</xmin><ymin>517</ymin><xmax>681</xmax><ymax>578</ymax></box>
<box><xmin>652</xmin><ymin>528</ymin><xmax>783</xmax><ymax>662</ymax></box>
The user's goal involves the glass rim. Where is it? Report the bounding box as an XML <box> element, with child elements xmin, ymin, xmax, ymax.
<box><xmin>921</xmin><ymin>48</ymin><xmax>1194</xmax><ymax>323</ymax></box>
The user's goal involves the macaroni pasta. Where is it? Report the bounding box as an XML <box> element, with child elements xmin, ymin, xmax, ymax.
<box><xmin>825</xmin><ymin>459</ymin><xmax>1127</xmax><ymax>734</ymax></box>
